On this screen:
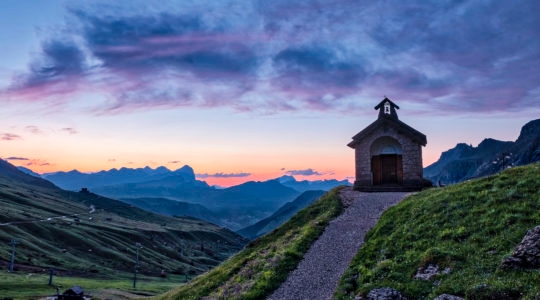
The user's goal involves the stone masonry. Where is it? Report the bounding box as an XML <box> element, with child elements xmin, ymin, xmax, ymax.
<box><xmin>348</xmin><ymin>98</ymin><xmax>426</xmax><ymax>192</ymax></box>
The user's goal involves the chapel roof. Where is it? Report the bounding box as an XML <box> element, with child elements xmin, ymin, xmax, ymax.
<box><xmin>348</xmin><ymin>98</ymin><xmax>427</xmax><ymax>148</ymax></box>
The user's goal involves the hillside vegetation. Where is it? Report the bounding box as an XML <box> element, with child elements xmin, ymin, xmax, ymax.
<box><xmin>156</xmin><ymin>187</ymin><xmax>343</xmax><ymax>300</ymax></box>
<box><xmin>336</xmin><ymin>163</ymin><xmax>540</xmax><ymax>299</ymax></box>
<box><xmin>0</xmin><ymin>159</ymin><xmax>247</xmax><ymax>297</ymax></box>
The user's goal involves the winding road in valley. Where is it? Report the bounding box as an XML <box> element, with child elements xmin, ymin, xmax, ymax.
<box><xmin>267</xmin><ymin>187</ymin><xmax>408</xmax><ymax>300</ymax></box>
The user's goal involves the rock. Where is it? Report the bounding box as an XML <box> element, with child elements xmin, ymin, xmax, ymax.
<box><xmin>433</xmin><ymin>294</ymin><xmax>464</xmax><ymax>300</ymax></box>
<box><xmin>501</xmin><ymin>225</ymin><xmax>540</xmax><ymax>270</ymax></box>
<box><xmin>414</xmin><ymin>264</ymin><xmax>439</xmax><ymax>280</ymax></box>
<box><xmin>366</xmin><ymin>287</ymin><xmax>407</xmax><ymax>299</ymax></box>
<box><xmin>414</xmin><ymin>264</ymin><xmax>450</xmax><ymax>280</ymax></box>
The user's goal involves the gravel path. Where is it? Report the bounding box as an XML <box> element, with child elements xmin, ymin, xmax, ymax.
<box><xmin>267</xmin><ymin>187</ymin><xmax>408</xmax><ymax>300</ymax></box>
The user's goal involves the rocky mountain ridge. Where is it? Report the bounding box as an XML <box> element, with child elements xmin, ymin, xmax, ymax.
<box><xmin>42</xmin><ymin>165</ymin><xmax>202</xmax><ymax>190</ymax></box>
<box><xmin>424</xmin><ymin>119</ymin><xmax>540</xmax><ymax>185</ymax></box>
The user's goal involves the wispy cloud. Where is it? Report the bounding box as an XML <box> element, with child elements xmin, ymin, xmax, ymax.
<box><xmin>2</xmin><ymin>1</ymin><xmax>539</xmax><ymax>115</ymax></box>
<box><xmin>196</xmin><ymin>172</ymin><xmax>251</xmax><ymax>178</ymax></box>
<box><xmin>285</xmin><ymin>168</ymin><xmax>326</xmax><ymax>176</ymax></box>
<box><xmin>5</xmin><ymin>157</ymin><xmax>29</xmax><ymax>161</ymax></box>
<box><xmin>1</xmin><ymin>133</ymin><xmax>22</xmax><ymax>141</ymax></box>
<box><xmin>2</xmin><ymin>156</ymin><xmax>52</xmax><ymax>168</ymax></box>
<box><xmin>25</xmin><ymin>126</ymin><xmax>43</xmax><ymax>135</ymax></box>
<box><xmin>61</xmin><ymin>127</ymin><xmax>78</xmax><ymax>135</ymax></box>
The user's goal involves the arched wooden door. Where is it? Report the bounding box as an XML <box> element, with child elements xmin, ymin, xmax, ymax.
<box><xmin>370</xmin><ymin>137</ymin><xmax>403</xmax><ymax>185</ymax></box>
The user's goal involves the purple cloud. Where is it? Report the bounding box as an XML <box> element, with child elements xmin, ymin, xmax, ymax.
<box><xmin>21</xmin><ymin>158</ymin><xmax>52</xmax><ymax>167</ymax></box>
<box><xmin>196</xmin><ymin>172</ymin><xmax>251</xmax><ymax>179</ymax></box>
<box><xmin>2</xmin><ymin>1</ymin><xmax>540</xmax><ymax>115</ymax></box>
<box><xmin>285</xmin><ymin>168</ymin><xmax>325</xmax><ymax>176</ymax></box>
<box><xmin>8</xmin><ymin>38</ymin><xmax>88</xmax><ymax>99</ymax></box>
<box><xmin>1</xmin><ymin>133</ymin><xmax>22</xmax><ymax>141</ymax></box>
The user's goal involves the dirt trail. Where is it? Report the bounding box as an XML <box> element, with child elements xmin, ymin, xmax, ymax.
<box><xmin>267</xmin><ymin>187</ymin><xmax>408</xmax><ymax>300</ymax></box>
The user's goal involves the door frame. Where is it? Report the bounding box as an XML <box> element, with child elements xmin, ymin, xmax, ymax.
<box><xmin>371</xmin><ymin>154</ymin><xmax>403</xmax><ymax>185</ymax></box>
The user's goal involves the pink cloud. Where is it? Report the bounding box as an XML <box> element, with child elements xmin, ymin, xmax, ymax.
<box><xmin>61</xmin><ymin>127</ymin><xmax>78</xmax><ymax>135</ymax></box>
<box><xmin>1</xmin><ymin>133</ymin><xmax>22</xmax><ymax>141</ymax></box>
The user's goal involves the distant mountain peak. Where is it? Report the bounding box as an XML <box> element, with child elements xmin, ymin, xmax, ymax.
<box><xmin>156</xmin><ymin>166</ymin><xmax>170</xmax><ymax>172</ymax></box>
<box><xmin>424</xmin><ymin>118</ymin><xmax>539</xmax><ymax>185</ymax></box>
<box><xmin>175</xmin><ymin>164</ymin><xmax>194</xmax><ymax>172</ymax></box>
<box><xmin>273</xmin><ymin>175</ymin><xmax>350</xmax><ymax>192</ymax></box>
<box><xmin>276</xmin><ymin>175</ymin><xmax>296</xmax><ymax>183</ymax></box>
<box><xmin>517</xmin><ymin>119</ymin><xmax>540</xmax><ymax>142</ymax></box>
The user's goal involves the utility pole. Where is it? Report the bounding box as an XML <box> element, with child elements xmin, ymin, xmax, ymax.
<box><xmin>48</xmin><ymin>268</ymin><xmax>55</xmax><ymax>285</ymax></box>
<box><xmin>133</xmin><ymin>242</ymin><xmax>142</xmax><ymax>289</ymax></box>
<box><xmin>9</xmin><ymin>239</ymin><xmax>19</xmax><ymax>272</ymax></box>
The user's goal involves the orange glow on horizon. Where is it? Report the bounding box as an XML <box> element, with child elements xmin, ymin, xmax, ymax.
<box><xmin>6</xmin><ymin>147</ymin><xmax>439</xmax><ymax>188</ymax></box>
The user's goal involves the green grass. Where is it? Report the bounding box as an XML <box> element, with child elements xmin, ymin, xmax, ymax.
<box><xmin>0</xmin><ymin>271</ymin><xmax>195</xmax><ymax>299</ymax></box>
<box><xmin>335</xmin><ymin>163</ymin><xmax>540</xmax><ymax>299</ymax></box>
<box><xmin>156</xmin><ymin>187</ymin><xmax>344</xmax><ymax>300</ymax></box>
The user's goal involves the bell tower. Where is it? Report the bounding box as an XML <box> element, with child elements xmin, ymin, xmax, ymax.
<box><xmin>375</xmin><ymin>97</ymin><xmax>399</xmax><ymax>120</ymax></box>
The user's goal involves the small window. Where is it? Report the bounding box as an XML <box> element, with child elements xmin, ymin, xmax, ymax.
<box><xmin>384</xmin><ymin>102</ymin><xmax>391</xmax><ymax>114</ymax></box>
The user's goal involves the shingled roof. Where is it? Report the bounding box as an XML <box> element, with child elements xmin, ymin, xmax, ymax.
<box><xmin>348</xmin><ymin>98</ymin><xmax>427</xmax><ymax>148</ymax></box>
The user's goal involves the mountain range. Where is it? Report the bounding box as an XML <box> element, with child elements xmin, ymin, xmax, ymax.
<box><xmin>424</xmin><ymin>119</ymin><xmax>540</xmax><ymax>185</ymax></box>
<box><xmin>19</xmin><ymin>165</ymin><xmax>349</xmax><ymax>230</ymax></box>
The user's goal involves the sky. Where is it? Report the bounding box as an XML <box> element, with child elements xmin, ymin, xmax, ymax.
<box><xmin>0</xmin><ymin>0</ymin><xmax>539</xmax><ymax>187</ymax></box>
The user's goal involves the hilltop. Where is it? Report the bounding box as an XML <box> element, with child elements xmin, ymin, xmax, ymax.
<box><xmin>337</xmin><ymin>163</ymin><xmax>540</xmax><ymax>299</ymax></box>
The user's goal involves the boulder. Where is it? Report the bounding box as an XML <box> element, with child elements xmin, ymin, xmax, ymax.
<box><xmin>414</xmin><ymin>264</ymin><xmax>450</xmax><ymax>280</ymax></box>
<box><xmin>501</xmin><ymin>225</ymin><xmax>540</xmax><ymax>270</ymax></box>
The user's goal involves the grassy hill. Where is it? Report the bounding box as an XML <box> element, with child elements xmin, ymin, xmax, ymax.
<box><xmin>336</xmin><ymin>163</ymin><xmax>540</xmax><ymax>299</ymax></box>
<box><xmin>0</xmin><ymin>160</ymin><xmax>247</xmax><ymax>297</ymax></box>
<box><xmin>155</xmin><ymin>187</ymin><xmax>343</xmax><ymax>299</ymax></box>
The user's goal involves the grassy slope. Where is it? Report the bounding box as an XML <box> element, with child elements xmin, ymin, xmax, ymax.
<box><xmin>156</xmin><ymin>187</ymin><xmax>344</xmax><ymax>300</ymax></box>
<box><xmin>0</xmin><ymin>174</ymin><xmax>247</xmax><ymax>280</ymax></box>
<box><xmin>336</xmin><ymin>163</ymin><xmax>540</xmax><ymax>299</ymax></box>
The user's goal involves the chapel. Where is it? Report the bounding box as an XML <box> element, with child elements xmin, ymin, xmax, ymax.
<box><xmin>347</xmin><ymin>97</ymin><xmax>427</xmax><ymax>191</ymax></box>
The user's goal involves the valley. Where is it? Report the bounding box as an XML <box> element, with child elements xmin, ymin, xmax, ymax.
<box><xmin>0</xmin><ymin>159</ymin><xmax>247</xmax><ymax>298</ymax></box>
